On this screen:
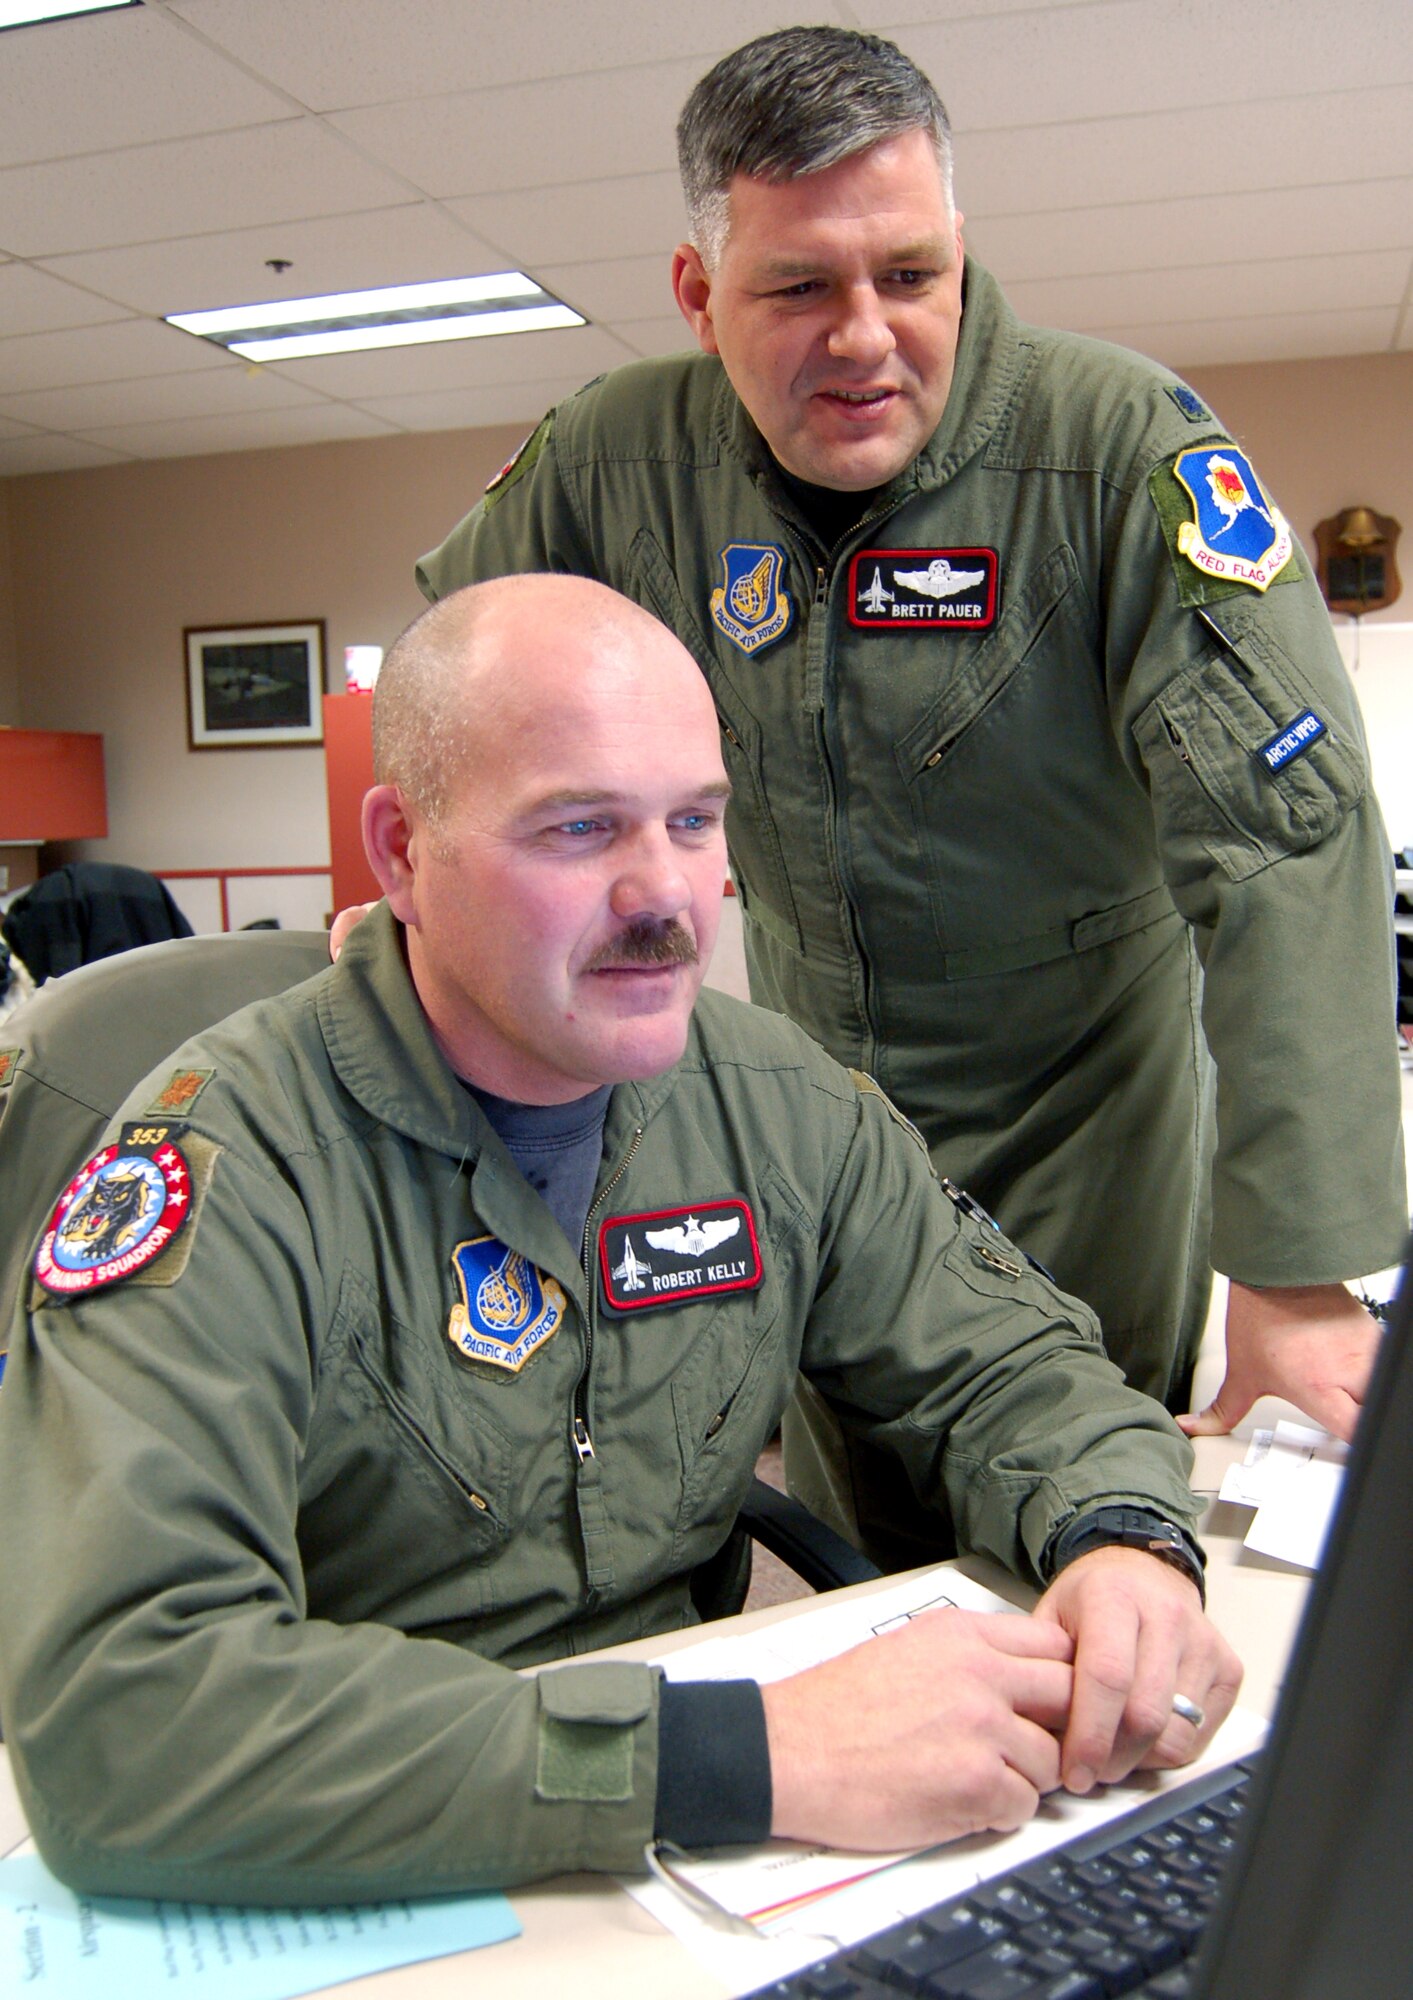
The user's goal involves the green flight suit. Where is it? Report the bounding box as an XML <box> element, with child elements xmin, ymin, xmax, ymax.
<box><xmin>0</xmin><ymin>908</ymin><xmax>1198</xmax><ymax>1905</ymax></box>
<box><xmin>418</xmin><ymin>259</ymin><xmax>1405</xmax><ymax>1561</ymax></box>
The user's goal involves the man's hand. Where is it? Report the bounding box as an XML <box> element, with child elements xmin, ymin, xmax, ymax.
<box><xmin>762</xmin><ymin>1608</ymin><xmax>1074</xmax><ymax>1852</ymax></box>
<box><xmin>1178</xmin><ymin>1280</ymin><xmax>1379</xmax><ymax>1444</ymax></box>
<box><xmin>1034</xmin><ymin>1547</ymin><xmax>1242</xmax><ymax>1796</ymax></box>
<box><xmin>329</xmin><ymin>902</ymin><xmax>378</xmax><ymax>960</ymax></box>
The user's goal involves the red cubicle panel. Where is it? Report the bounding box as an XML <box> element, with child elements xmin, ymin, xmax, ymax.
<box><xmin>0</xmin><ymin>729</ymin><xmax>107</xmax><ymax>841</ymax></box>
<box><xmin>322</xmin><ymin>693</ymin><xmax>379</xmax><ymax>913</ymax></box>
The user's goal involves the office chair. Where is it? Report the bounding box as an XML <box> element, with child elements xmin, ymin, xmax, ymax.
<box><xmin>0</xmin><ymin>928</ymin><xmax>879</xmax><ymax>1606</ymax></box>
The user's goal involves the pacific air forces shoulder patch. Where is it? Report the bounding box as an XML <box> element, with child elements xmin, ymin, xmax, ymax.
<box><xmin>33</xmin><ymin>1121</ymin><xmax>212</xmax><ymax>1298</ymax></box>
<box><xmin>1151</xmin><ymin>444</ymin><xmax>1298</xmax><ymax>605</ymax></box>
<box><xmin>447</xmin><ymin>1237</ymin><xmax>567</xmax><ymax>1373</ymax></box>
<box><xmin>709</xmin><ymin>543</ymin><xmax>793</xmax><ymax>655</ymax></box>
<box><xmin>599</xmin><ymin>1194</ymin><xmax>762</xmax><ymax>1315</ymax></box>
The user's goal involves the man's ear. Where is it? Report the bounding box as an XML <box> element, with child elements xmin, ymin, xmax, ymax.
<box><xmin>671</xmin><ymin>243</ymin><xmax>720</xmax><ymax>355</ymax></box>
<box><xmin>362</xmin><ymin>785</ymin><xmax>418</xmax><ymax>924</ymax></box>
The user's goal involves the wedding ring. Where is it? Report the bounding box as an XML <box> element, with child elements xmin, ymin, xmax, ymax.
<box><xmin>1171</xmin><ymin>1692</ymin><xmax>1205</xmax><ymax>1729</ymax></box>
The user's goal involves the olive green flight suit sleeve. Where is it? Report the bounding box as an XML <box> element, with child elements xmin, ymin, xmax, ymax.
<box><xmin>0</xmin><ymin>1135</ymin><xmax>660</xmax><ymax>1906</ymax></box>
<box><xmin>1104</xmin><ymin>468</ymin><xmax>1406</xmax><ymax>1286</ymax></box>
<box><xmin>800</xmin><ymin>1079</ymin><xmax>1202</xmax><ymax>1583</ymax></box>
<box><xmin>416</xmin><ymin>408</ymin><xmax>587</xmax><ymax>603</ymax></box>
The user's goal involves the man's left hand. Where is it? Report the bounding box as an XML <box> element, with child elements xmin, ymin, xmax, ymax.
<box><xmin>1033</xmin><ymin>1547</ymin><xmax>1242</xmax><ymax>1795</ymax></box>
<box><xmin>1179</xmin><ymin>1280</ymin><xmax>1379</xmax><ymax>1444</ymax></box>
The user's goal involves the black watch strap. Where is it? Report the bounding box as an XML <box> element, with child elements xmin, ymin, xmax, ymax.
<box><xmin>1048</xmin><ymin>1505</ymin><xmax>1207</xmax><ymax>1605</ymax></box>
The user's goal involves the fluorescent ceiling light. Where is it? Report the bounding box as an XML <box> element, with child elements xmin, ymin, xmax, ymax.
<box><xmin>166</xmin><ymin>274</ymin><xmax>585</xmax><ymax>362</ymax></box>
<box><xmin>0</xmin><ymin>2</ymin><xmax>140</xmax><ymax>27</ymax></box>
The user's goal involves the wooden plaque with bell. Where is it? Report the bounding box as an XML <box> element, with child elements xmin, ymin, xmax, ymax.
<box><xmin>1314</xmin><ymin>506</ymin><xmax>1402</xmax><ymax>616</ymax></box>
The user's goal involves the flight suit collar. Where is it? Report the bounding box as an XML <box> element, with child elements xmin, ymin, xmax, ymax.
<box><xmin>317</xmin><ymin>904</ymin><xmax>684</xmax><ymax>1264</ymax></box>
<box><xmin>712</xmin><ymin>255</ymin><xmax>1024</xmax><ymax>512</ymax></box>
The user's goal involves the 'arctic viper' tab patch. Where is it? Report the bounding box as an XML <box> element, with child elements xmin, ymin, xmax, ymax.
<box><xmin>447</xmin><ymin>1236</ymin><xmax>567</xmax><ymax>1372</ymax></box>
<box><xmin>599</xmin><ymin>1196</ymin><xmax>762</xmax><ymax>1314</ymax></box>
<box><xmin>1258</xmin><ymin>709</ymin><xmax>1326</xmax><ymax>773</ymax></box>
<box><xmin>709</xmin><ymin>543</ymin><xmax>793</xmax><ymax>654</ymax></box>
<box><xmin>848</xmin><ymin>548</ymin><xmax>998</xmax><ymax>629</ymax></box>
<box><xmin>34</xmin><ymin>1123</ymin><xmax>197</xmax><ymax>1297</ymax></box>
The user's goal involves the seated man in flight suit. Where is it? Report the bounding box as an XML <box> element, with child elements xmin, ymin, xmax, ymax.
<box><xmin>0</xmin><ymin>576</ymin><xmax>1239</xmax><ymax>1905</ymax></box>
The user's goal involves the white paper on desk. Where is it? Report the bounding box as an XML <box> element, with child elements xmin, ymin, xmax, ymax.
<box><xmin>627</xmin><ymin>1709</ymin><xmax>1268</xmax><ymax>1996</ymax></box>
<box><xmin>1218</xmin><ymin>1419</ymin><xmax>1346</xmax><ymax>1571</ymax></box>
<box><xmin>0</xmin><ymin>1852</ymin><xmax>520</xmax><ymax>2000</ymax></box>
<box><xmin>625</xmin><ymin>1568</ymin><xmax>1268</xmax><ymax>1992</ymax></box>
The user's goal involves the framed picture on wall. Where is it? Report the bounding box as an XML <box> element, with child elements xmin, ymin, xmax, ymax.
<box><xmin>185</xmin><ymin>620</ymin><xmax>326</xmax><ymax>750</ymax></box>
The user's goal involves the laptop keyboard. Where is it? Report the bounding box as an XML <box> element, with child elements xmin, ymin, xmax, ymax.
<box><xmin>740</xmin><ymin>1755</ymin><xmax>1260</xmax><ymax>2000</ymax></box>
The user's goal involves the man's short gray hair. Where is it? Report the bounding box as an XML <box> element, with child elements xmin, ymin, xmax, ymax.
<box><xmin>372</xmin><ymin>593</ymin><xmax>482</xmax><ymax>839</ymax></box>
<box><xmin>677</xmin><ymin>26</ymin><xmax>953</xmax><ymax>268</ymax></box>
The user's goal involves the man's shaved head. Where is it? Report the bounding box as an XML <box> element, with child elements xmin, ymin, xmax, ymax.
<box><xmin>374</xmin><ymin>574</ymin><xmax>694</xmax><ymax>839</ymax></box>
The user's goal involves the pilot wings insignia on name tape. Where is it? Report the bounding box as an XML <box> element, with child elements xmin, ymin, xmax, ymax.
<box><xmin>599</xmin><ymin>1194</ymin><xmax>762</xmax><ymax>1315</ymax></box>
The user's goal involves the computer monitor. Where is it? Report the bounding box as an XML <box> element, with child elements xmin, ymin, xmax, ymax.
<box><xmin>1198</xmin><ymin>1251</ymin><xmax>1413</xmax><ymax>2000</ymax></box>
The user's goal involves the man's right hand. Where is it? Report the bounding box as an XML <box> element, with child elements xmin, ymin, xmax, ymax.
<box><xmin>329</xmin><ymin>903</ymin><xmax>377</xmax><ymax>960</ymax></box>
<box><xmin>761</xmin><ymin>1608</ymin><xmax>1074</xmax><ymax>1851</ymax></box>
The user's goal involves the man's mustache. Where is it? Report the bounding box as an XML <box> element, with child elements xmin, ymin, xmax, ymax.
<box><xmin>584</xmin><ymin>919</ymin><xmax>698</xmax><ymax>972</ymax></box>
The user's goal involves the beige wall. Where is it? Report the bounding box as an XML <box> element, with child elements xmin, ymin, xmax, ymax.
<box><xmin>6</xmin><ymin>423</ymin><xmax>521</xmax><ymax>871</ymax></box>
<box><xmin>0</xmin><ymin>481</ymin><xmax>17</xmax><ymax>724</ymax></box>
<box><xmin>3</xmin><ymin>349</ymin><xmax>1410</xmax><ymax>879</ymax></box>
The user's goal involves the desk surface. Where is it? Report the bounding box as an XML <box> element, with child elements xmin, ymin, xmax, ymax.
<box><xmin>0</xmin><ymin>1435</ymin><xmax>1310</xmax><ymax>2000</ymax></box>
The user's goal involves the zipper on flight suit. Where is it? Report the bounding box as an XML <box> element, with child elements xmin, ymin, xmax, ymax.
<box><xmin>569</xmin><ymin>1125</ymin><xmax>644</xmax><ymax>1596</ymax></box>
<box><xmin>804</xmin><ymin>492</ymin><xmax>907</xmax><ymax>1056</ymax></box>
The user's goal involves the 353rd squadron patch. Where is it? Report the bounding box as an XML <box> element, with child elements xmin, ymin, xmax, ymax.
<box><xmin>33</xmin><ymin>1123</ymin><xmax>199</xmax><ymax>1297</ymax></box>
<box><xmin>447</xmin><ymin>1236</ymin><xmax>567</xmax><ymax>1373</ymax></box>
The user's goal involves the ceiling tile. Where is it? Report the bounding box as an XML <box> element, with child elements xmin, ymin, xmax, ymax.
<box><xmin>0</xmin><ymin>121</ymin><xmax>414</xmax><ymax>259</ymax></box>
<box><xmin>328</xmin><ymin>61</ymin><xmax>701</xmax><ymax>196</ymax></box>
<box><xmin>612</xmin><ymin>317</ymin><xmax>699</xmax><ymax>361</ymax></box>
<box><xmin>1006</xmin><ymin>249</ymin><xmax>1409</xmax><ymax>336</ymax></box>
<box><xmin>263</xmin><ymin>323</ymin><xmax>637</xmax><ymax>398</ymax></box>
<box><xmin>76</xmin><ymin>402</ymin><xmax>402</xmax><ymax>461</ymax></box>
<box><xmin>34</xmin><ymin>204</ymin><xmax>506</xmax><ymax>317</ymax></box>
<box><xmin>1101</xmin><ymin>308</ymin><xmax>1400</xmax><ymax>370</ymax></box>
<box><xmin>970</xmin><ymin>178</ymin><xmax>1413</xmax><ymax>285</ymax></box>
<box><xmin>0</xmin><ymin>365</ymin><xmax>323</xmax><ymax>433</ymax></box>
<box><xmin>959</xmin><ymin>84</ymin><xmax>1413</xmax><ymax>218</ymax></box>
<box><xmin>167</xmin><ymin>0</ymin><xmax>842</xmax><ymax>108</ymax></box>
<box><xmin>0</xmin><ymin>317</ymin><xmax>227</xmax><ymax>395</ymax></box>
<box><xmin>0</xmin><ymin>260</ymin><xmax>126</xmax><ymax>336</ymax></box>
<box><xmin>0</xmin><ymin>434</ymin><xmax>132</xmax><ymax>476</ymax></box>
<box><xmin>537</xmin><ymin>253</ymin><xmax>677</xmax><ymax>325</ymax></box>
<box><xmin>0</xmin><ymin>5</ymin><xmax>293</xmax><ymax>170</ymax></box>
<box><xmin>448</xmin><ymin>172</ymin><xmax>688</xmax><ymax>269</ymax></box>
<box><xmin>350</xmin><ymin>377</ymin><xmax>604</xmax><ymax>431</ymax></box>
<box><xmin>897</xmin><ymin>0</ymin><xmax>1413</xmax><ymax>132</ymax></box>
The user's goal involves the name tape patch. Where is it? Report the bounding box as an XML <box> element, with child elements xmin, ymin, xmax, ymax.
<box><xmin>848</xmin><ymin>548</ymin><xmax>998</xmax><ymax>630</ymax></box>
<box><xmin>599</xmin><ymin>1195</ymin><xmax>762</xmax><ymax>1315</ymax></box>
<box><xmin>447</xmin><ymin>1236</ymin><xmax>567</xmax><ymax>1372</ymax></box>
<box><xmin>1258</xmin><ymin>710</ymin><xmax>1326</xmax><ymax>773</ymax></box>
<box><xmin>34</xmin><ymin>1122</ymin><xmax>195</xmax><ymax>1297</ymax></box>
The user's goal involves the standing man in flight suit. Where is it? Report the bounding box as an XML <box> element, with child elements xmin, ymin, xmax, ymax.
<box><xmin>417</xmin><ymin>25</ymin><xmax>1405</xmax><ymax>1561</ymax></box>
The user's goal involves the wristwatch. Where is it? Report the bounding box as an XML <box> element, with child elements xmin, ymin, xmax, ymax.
<box><xmin>1048</xmin><ymin>1505</ymin><xmax>1207</xmax><ymax>1604</ymax></box>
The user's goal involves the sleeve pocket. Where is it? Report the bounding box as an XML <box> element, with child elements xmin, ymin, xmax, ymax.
<box><xmin>1133</xmin><ymin>607</ymin><xmax>1365</xmax><ymax>882</ymax></box>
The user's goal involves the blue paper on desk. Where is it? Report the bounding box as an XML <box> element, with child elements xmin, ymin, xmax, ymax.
<box><xmin>0</xmin><ymin>1851</ymin><xmax>520</xmax><ymax>1998</ymax></box>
